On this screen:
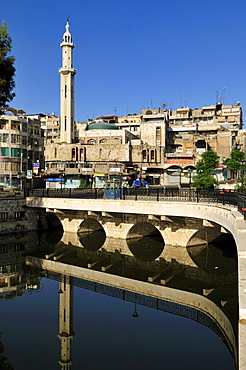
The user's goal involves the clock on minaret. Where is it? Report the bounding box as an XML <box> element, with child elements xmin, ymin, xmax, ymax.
<box><xmin>59</xmin><ymin>21</ymin><xmax>76</xmax><ymax>144</ymax></box>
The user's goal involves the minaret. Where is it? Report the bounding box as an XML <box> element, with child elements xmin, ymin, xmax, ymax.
<box><xmin>59</xmin><ymin>20</ymin><xmax>76</xmax><ymax>143</ymax></box>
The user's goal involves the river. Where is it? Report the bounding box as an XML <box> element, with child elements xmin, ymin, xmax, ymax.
<box><xmin>0</xmin><ymin>229</ymin><xmax>237</xmax><ymax>370</ymax></box>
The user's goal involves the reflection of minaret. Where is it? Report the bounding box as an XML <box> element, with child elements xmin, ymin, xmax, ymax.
<box><xmin>58</xmin><ymin>275</ymin><xmax>75</xmax><ymax>370</ymax></box>
<box><xmin>59</xmin><ymin>20</ymin><xmax>76</xmax><ymax>143</ymax></box>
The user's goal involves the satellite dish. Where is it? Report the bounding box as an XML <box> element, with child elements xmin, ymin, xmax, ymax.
<box><xmin>160</xmin><ymin>101</ymin><xmax>168</xmax><ymax>109</ymax></box>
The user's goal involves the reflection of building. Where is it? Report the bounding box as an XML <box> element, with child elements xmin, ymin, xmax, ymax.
<box><xmin>58</xmin><ymin>275</ymin><xmax>74</xmax><ymax>370</ymax></box>
<box><xmin>0</xmin><ymin>235</ymin><xmax>42</xmax><ymax>298</ymax></box>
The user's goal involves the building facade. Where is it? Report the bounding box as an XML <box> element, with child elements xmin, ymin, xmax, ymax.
<box><xmin>0</xmin><ymin>113</ymin><xmax>44</xmax><ymax>188</ymax></box>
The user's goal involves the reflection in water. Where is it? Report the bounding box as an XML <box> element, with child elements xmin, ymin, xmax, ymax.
<box><xmin>187</xmin><ymin>228</ymin><xmax>237</xmax><ymax>275</ymax></box>
<box><xmin>0</xmin><ymin>332</ymin><xmax>13</xmax><ymax>370</ymax></box>
<box><xmin>127</xmin><ymin>235</ymin><xmax>164</xmax><ymax>261</ymax></box>
<box><xmin>78</xmin><ymin>230</ymin><xmax>106</xmax><ymax>251</ymax></box>
<box><xmin>45</xmin><ymin>228</ymin><xmax>64</xmax><ymax>246</ymax></box>
<box><xmin>0</xmin><ymin>230</ymin><xmax>238</xmax><ymax>369</ymax></box>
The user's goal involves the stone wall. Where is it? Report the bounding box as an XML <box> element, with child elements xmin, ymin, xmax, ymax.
<box><xmin>0</xmin><ymin>198</ymin><xmax>47</xmax><ymax>234</ymax></box>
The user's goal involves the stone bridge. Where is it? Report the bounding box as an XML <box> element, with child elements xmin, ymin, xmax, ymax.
<box><xmin>25</xmin><ymin>196</ymin><xmax>246</xmax><ymax>369</ymax></box>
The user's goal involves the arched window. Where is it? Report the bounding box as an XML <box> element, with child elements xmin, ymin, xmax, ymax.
<box><xmin>72</xmin><ymin>148</ymin><xmax>76</xmax><ymax>160</ymax></box>
<box><xmin>142</xmin><ymin>150</ymin><xmax>147</xmax><ymax>162</ymax></box>
<box><xmin>100</xmin><ymin>139</ymin><xmax>107</xmax><ymax>143</ymax></box>
<box><xmin>71</xmin><ymin>147</ymin><xmax>78</xmax><ymax>161</ymax></box>
<box><xmin>150</xmin><ymin>149</ymin><xmax>156</xmax><ymax>161</ymax></box>
<box><xmin>79</xmin><ymin>148</ymin><xmax>86</xmax><ymax>161</ymax></box>
<box><xmin>88</xmin><ymin>139</ymin><xmax>96</xmax><ymax>145</ymax></box>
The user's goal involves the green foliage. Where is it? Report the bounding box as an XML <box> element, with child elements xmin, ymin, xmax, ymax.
<box><xmin>224</xmin><ymin>149</ymin><xmax>245</xmax><ymax>176</ymax></box>
<box><xmin>192</xmin><ymin>151</ymin><xmax>219</xmax><ymax>189</ymax></box>
<box><xmin>236</xmin><ymin>174</ymin><xmax>246</xmax><ymax>191</ymax></box>
<box><xmin>196</xmin><ymin>151</ymin><xmax>219</xmax><ymax>171</ymax></box>
<box><xmin>79</xmin><ymin>179</ymin><xmax>90</xmax><ymax>188</ymax></box>
<box><xmin>192</xmin><ymin>170</ymin><xmax>219</xmax><ymax>189</ymax></box>
<box><xmin>0</xmin><ymin>21</ymin><xmax>15</xmax><ymax>111</ymax></box>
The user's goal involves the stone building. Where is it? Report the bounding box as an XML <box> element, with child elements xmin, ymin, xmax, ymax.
<box><xmin>41</xmin><ymin>114</ymin><xmax>60</xmax><ymax>142</ymax></box>
<box><xmin>0</xmin><ymin>113</ymin><xmax>44</xmax><ymax>187</ymax></box>
<box><xmin>165</xmin><ymin>103</ymin><xmax>242</xmax><ymax>185</ymax></box>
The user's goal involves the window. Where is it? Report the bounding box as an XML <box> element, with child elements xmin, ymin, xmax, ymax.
<box><xmin>22</xmin><ymin>122</ymin><xmax>27</xmax><ymax>132</ymax></box>
<box><xmin>11</xmin><ymin>148</ymin><xmax>21</xmax><ymax>157</ymax></box>
<box><xmin>79</xmin><ymin>148</ymin><xmax>85</xmax><ymax>161</ymax></box>
<box><xmin>54</xmin><ymin>148</ymin><xmax>57</xmax><ymax>158</ymax></box>
<box><xmin>150</xmin><ymin>150</ymin><xmax>156</xmax><ymax>161</ymax></box>
<box><xmin>142</xmin><ymin>150</ymin><xmax>147</xmax><ymax>161</ymax></box>
<box><xmin>156</xmin><ymin>127</ymin><xmax>161</xmax><ymax>146</ymax></box>
<box><xmin>0</xmin><ymin>133</ymin><xmax>9</xmax><ymax>143</ymax></box>
<box><xmin>71</xmin><ymin>147</ymin><xmax>78</xmax><ymax>160</ymax></box>
<box><xmin>14</xmin><ymin>212</ymin><xmax>25</xmax><ymax>220</ymax></box>
<box><xmin>11</xmin><ymin>134</ymin><xmax>21</xmax><ymax>144</ymax></box>
<box><xmin>0</xmin><ymin>246</ymin><xmax>7</xmax><ymax>254</ymax></box>
<box><xmin>88</xmin><ymin>139</ymin><xmax>96</xmax><ymax>144</ymax></box>
<box><xmin>11</xmin><ymin>162</ymin><xmax>19</xmax><ymax>171</ymax></box>
<box><xmin>22</xmin><ymin>149</ymin><xmax>27</xmax><ymax>158</ymax></box>
<box><xmin>0</xmin><ymin>212</ymin><xmax>8</xmax><ymax>220</ymax></box>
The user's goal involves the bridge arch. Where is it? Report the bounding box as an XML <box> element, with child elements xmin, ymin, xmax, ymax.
<box><xmin>77</xmin><ymin>218</ymin><xmax>106</xmax><ymax>251</ymax></box>
<box><xmin>187</xmin><ymin>226</ymin><xmax>237</xmax><ymax>275</ymax></box>
<box><xmin>126</xmin><ymin>222</ymin><xmax>164</xmax><ymax>261</ymax></box>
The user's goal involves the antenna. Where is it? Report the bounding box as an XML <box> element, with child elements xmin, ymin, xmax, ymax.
<box><xmin>160</xmin><ymin>101</ymin><xmax>168</xmax><ymax>109</ymax></box>
<box><xmin>216</xmin><ymin>90</ymin><xmax>219</xmax><ymax>104</ymax></box>
<box><xmin>113</xmin><ymin>107</ymin><xmax>117</xmax><ymax>115</ymax></box>
<box><xmin>220</xmin><ymin>86</ymin><xmax>227</xmax><ymax>104</ymax></box>
<box><xmin>180</xmin><ymin>90</ymin><xmax>182</xmax><ymax>107</ymax></box>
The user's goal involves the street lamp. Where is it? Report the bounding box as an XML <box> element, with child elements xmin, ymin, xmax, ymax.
<box><xmin>107</xmin><ymin>150</ymin><xmax>111</xmax><ymax>186</ymax></box>
<box><xmin>240</xmin><ymin>160</ymin><xmax>246</xmax><ymax>190</ymax></box>
<box><xmin>187</xmin><ymin>168</ymin><xmax>193</xmax><ymax>188</ymax></box>
<box><xmin>177</xmin><ymin>168</ymin><xmax>183</xmax><ymax>188</ymax></box>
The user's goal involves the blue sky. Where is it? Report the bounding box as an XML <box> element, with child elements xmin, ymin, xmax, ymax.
<box><xmin>2</xmin><ymin>0</ymin><xmax>246</xmax><ymax>123</ymax></box>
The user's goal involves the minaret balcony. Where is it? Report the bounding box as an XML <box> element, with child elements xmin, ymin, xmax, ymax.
<box><xmin>59</xmin><ymin>68</ymin><xmax>77</xmax><ymax>75</ymax></box>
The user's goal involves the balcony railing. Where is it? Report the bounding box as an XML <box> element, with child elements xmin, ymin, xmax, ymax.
<box><xmin>27</xmin><ymin>187</ymin><xmax>246</xmax><ymax>220</ymax></box>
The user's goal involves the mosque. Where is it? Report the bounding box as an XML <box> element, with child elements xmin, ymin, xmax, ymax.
<box><xmin>44</xmin><ymin>21</ymin><xmax>244</xmax><ymax>189</ymax></box>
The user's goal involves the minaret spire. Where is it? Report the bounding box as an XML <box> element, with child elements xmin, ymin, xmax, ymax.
<box><xmin>59</xmin><ymin>20</ymin><xmax>76</xmax><ymax>143</ymax></box>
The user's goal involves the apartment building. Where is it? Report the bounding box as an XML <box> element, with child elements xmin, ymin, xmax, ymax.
<box><xmin>0</xmin><ymin>113</ymin><xmax>44</xmax><ymax>187</ymax></box>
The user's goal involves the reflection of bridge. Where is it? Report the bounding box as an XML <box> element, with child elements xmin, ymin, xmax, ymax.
<box><xmin>25</xmin><ymin>192</ymin><xmax>246</xmax><ymax>369</ymax></box>
<box><xmin>26</xmin><ymin>255</ymin><xmax>237</xmax><ymax>368</ymax></box>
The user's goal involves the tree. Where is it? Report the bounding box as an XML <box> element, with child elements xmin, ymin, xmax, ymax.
<box><xmin>224</xmin><ymin>149</ymin><xmax>245</xmax><ymax>178</ymax></box>
<box><xmin>0</xmin><ymin>21</ymin><xmax>15</xmax><ymax>112</ymax></box>
<box><xmin>196</xmin><ymin>150</ymin><xmax>219</xmax><ymax>171</ymax></box>
<box><xmin>192</xmin><ymin>151</ymin><xmax>219</xmax><ymax>189</ymax></box>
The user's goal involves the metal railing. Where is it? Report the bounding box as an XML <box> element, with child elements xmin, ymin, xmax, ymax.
<box><xmin>26</xmin><ymin>187</ymin><xmax>246</xmax><ymax>220</ymax></box>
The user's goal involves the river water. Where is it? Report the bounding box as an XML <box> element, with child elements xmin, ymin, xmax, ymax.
<box><xmin>0</xmin><ymin>230</ymin><xmax>237</xmax><ymax>370</ymax></box>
